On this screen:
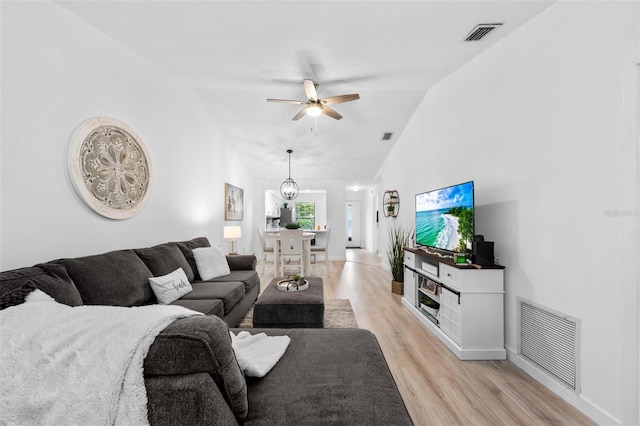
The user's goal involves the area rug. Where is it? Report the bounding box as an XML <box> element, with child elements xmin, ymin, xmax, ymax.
<box><xmin>237</xmin><ymin>299</ymin><xmax>358</xmax><ymax>329</ymax></box>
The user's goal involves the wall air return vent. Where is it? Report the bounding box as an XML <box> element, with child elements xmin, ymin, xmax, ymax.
<box><xmin>464</xmin><ymin>23</ymin><xmax>503</xmax><ymax>41</ymax></box>
<box><xmin>518</xmin><ymin>298</ymin><xmax>580</xmax><ymax>392</ymax></box>
<box><xmin>381</xmin><ymin>132</ymin><xmax>393</xmax><ymax>141</ymax></box>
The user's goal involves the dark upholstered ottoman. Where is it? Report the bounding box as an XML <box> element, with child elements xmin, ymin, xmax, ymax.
<box><xmin>253</xmin><ymin>277</ymin><xmax>324</xmax><ymax>328</ymax></box>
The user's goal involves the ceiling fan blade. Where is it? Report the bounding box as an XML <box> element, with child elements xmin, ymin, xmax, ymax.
<box><xmin>303</xmin><ymin>79</ymin><xmax>318</xmax><ymax>101</ymax></box>
<box><xmin>266</xmin><ymin>98</ymin><xmax>307</xmax><ymax>105</ymax></box>
<box><xmin>292</xmin><ymin>107</ymin><xmax>308</xmax><ymax>121</ymax></box>
<box><xmin>309</xmin><ymin>62</ymin><xmax>326</xmax><ymax>82</ymax></box>
<box><xmin>321</xmin><ymin>106</ymin><xmax>343</xmax><ymax>120</ymax></box>
<box><xmin>271</xmin><ymin>77</ymin><xmax>305</xmax><ymax>85</ymax></box>
<box><xmin>321</xmin><ymin>94</ymin><xmax>360</xmax><ymax>105</ymax></box>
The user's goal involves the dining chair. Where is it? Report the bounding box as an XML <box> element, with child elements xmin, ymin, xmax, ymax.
<box><xmin>257</xmin><ymin>228</ymin><xmax>275</xmax><ymax>274</ymax></box>
<box><xmin>311</xmin><ymin>228</ymin><xmax>330</xmax><ymax>276</ymax></box>
<box><xmin>279</xmin><ymin>229</ymin><xmax>304</xmax><ymax>277</ymax></box>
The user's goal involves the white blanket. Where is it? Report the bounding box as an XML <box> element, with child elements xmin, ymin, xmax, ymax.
<box><xmin>230</xmin><ymin>331</ymin><xmax>290</xmax><ymax>377</ymax></box>
<box><xmin>0</xmin><ymin>292</ymin><xmax>201</xmax><ymax>426</ymax></box>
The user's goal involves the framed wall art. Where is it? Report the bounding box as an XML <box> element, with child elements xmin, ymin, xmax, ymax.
<box><xmin>67</xmin><ymin>117</ymin><xmax>153</xmax><ymax>220</ymax></box>
<box><xmin>225</xmin><ymin>183</ymin><xmax>244</xmax><ymax>221</ymax></box>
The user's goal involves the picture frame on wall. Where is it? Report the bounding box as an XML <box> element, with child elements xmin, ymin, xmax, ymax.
<box><xmin>225</xmin><ymin>183</ymin><xmax>244</xmax><ymax>221</ymax></box>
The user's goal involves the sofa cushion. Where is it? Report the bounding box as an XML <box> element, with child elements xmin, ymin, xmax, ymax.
<box><xmin>135</xmin><ymin>243</ymin><xmax>195</xmax><ymax>282</ymax></box>
<box><xmin>144</xmin><ymin>315</ymin><xmax>248</xmax><ymax>422</ymax></box>
<box><xmin>170</xmin><ymin>298</ymin><xmax>224</xmax><ymax>317</ymax></box>
<box><xmin>57</xmin><ymin>250</ymin><xmax>154</xmax><ymax>306</ymax></box>
<box><xmin>225</xmin><ymin>254</ymin><xmax>257</xmax><ymax>271</ymax></box>
<box><xmin>146</xmin><ymin>373</ymin><xmax>239</xmax><ymax>426</ymax></box>
<box><xmin>240</xmin><ymin>328</ymin><xmax>413</xmax><ymax>425</ymax></box>
<box><xmin>193</xmin><ymin>247</ymin><xmax>230</xmax><ymax>280</ymax></box>
<box><xmin>0</xmin><ymin>281</ymin><xmax>37</xmax><ymax>309</ymax></box>
<box><xmin>181</xmin><ymin>281</ymin><xmax>244</xmax><ymax>315</ymax></box>
<box><xmin>149</xmin><ymin>268</ymin><xmax>193</xmax><ymax>305</ymax></box>
<box><xmin>207</xmin><ymin>270</ymin><xmax>260</xmax><ymax>295</ymax></box>
<box><xmin>173</xmin><ymin>237</ymin><xmax>211</xmax><ymax>281</ymax></box>
<box><xmin>0</xmin><ymin>264</ymin><xmax>83</xmax><ymax>307</ymax></box>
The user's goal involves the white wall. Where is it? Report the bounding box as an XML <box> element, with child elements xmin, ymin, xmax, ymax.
<box><xmin>377</xmin><ymin>2</ymin><xmax>639</xmax><ymax>424</ymax></box>
<box><xmin>0</xmin><ymin>1</ymin><xmax>255</xmax><ymax>268</ymax></box>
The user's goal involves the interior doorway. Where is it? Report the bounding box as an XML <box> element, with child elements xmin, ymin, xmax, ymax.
<box><xmin>346</xmin><ymin>201</ymin><xmax>361</xmax><ymax>248</ymax></box>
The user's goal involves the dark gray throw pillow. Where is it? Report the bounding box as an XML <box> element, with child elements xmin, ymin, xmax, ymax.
<box><xmin>57</xmin><ymin>250</ymin><xmax>154</xmax><ymax>306</ymax></box>
<box><xmin>135</xmin><ymin>243</ymin><xmax>195</xmax><ymax>282</ymax></box>
<box><xmin>0</xmin><ymin>264</ymin><xmax>83</xmax><ymax>306</ymax></box>
<box><xmin>0</xmin><ymin>281</ymin><xmax>37</xmax><ymax>309</ymax></box>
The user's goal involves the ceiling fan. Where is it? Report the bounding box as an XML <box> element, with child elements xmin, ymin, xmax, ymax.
<box><xmin>267</xmin><ymin>79</ymin><xmax>359</xmax><ymax>121</ymax></box>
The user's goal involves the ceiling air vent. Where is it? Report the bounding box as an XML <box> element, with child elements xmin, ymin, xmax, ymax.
<box><xmin>381</xmin><ymin>132</ymin><xmax>393</xmax><ymax>141</ymax></box>
<box><xmin>464</xmin><ymin>23</ymin><xmax>503</xmax><ymax>41</ymax></box>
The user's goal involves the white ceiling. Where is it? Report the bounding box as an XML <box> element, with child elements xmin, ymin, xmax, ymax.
<box><xmin>58</xmin><ymin>0</ymin><xmax>554</xmax><ymax>189</ymax></box>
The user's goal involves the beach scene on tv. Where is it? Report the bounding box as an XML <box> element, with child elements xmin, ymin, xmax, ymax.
<box><xmin>415</xmin><ymin>182</ymin><xmax>474</xmax><ymax>254</ymax></box>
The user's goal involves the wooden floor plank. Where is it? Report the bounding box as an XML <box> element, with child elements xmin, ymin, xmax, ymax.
<box><xmin>257</xmin><ymin>249</ymin><xmax>594</xmax><ymax>425</ymax></box>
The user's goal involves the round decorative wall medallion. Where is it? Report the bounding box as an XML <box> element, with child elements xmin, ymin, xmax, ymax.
<box><xmin>68</xmin><ymin>117</ymin><xmax>153</xmax><ymax>220</ymax></box>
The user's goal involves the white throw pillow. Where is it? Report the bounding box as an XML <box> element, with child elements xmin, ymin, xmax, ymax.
<box><xmin>148</xmin><ymin>267</ymin><xmax>193</xmax><ymax>304</ymax></box>
<box><xmin>193</xmin><ymin>246</ymin><xmax>231</xmax><ymax>280</ymax></box>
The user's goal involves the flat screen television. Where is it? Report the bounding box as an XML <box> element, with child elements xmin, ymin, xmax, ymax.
<box><xmin>415</xmin><ymin>181</ymin><xmax>474</xmax><ymax>254</ymax></box>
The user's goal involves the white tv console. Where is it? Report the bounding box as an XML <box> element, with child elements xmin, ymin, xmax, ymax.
<box><xmin>402</xmin><ymin>247</ymin><xmax>506</xmax><ymax>360</ymax></box>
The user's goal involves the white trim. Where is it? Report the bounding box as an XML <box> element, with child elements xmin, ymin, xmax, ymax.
<box><xmin>619</xmin><ymin>55</ymin><xmax>640</xmax><ymax>426</ymax></box>
<box><xmin>506</xmin><ymin>346</ymin><xmax>620</xmax><ymax>425</ymax></box>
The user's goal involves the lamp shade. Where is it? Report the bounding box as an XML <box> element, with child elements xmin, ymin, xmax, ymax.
<box><xmin>224</xmin><ymin>226</ymin><xmax>242</xmax><ymax>239</ymax></box>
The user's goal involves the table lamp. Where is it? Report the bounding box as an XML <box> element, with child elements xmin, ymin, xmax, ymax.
<box><xmin>223</xmin><ymin>226</ymin><xmax>242</xmax><ymax>255</ymax></box>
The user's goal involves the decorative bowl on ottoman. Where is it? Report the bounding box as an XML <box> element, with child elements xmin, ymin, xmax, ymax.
<box><xmin>276</xmin><ymin>274</ymin><xmax>309</xmax><ymax>292</ymax></box>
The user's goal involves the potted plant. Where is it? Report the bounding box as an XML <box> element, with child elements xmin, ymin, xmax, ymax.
<box><xmin>387</xmin><ymin>225</ymin><xmax>413</xmax><ymax>295</ymax></box>
<box><xmin>285</xmin><ymin>222</ymin><xmax>300</xmax><ymax>229</ymax></box>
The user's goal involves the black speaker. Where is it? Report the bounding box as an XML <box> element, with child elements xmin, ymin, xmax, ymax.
<box><xmin>473</xmin><ymin>240</ymin><xmax>494</xmax><ymax>266</ymax></box>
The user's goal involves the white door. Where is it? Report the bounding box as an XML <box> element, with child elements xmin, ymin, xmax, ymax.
<box><xmin>346</xmin><ymin>201</ymin><xmax>361</xmax><ymax>248</ymax></box>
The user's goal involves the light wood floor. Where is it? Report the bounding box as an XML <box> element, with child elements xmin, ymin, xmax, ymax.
<box><xmin>257</xmin><ymin>250</ymin><xmax>595</xmax><ymax>425</ymax></box>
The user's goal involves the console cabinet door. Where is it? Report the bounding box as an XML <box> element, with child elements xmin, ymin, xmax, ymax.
<box><xmin>403</xmin><ymin>267</ymin><xmax>416</xmax><ymax>307</ymax></box>
<box><xmin>440</xmin><ymin>286</ymin><xmax>461</xmax><ymax>345</ymax></box>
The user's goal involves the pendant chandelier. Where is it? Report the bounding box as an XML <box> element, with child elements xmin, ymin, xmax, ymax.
<box><xmin>280</xmin><ymin>149</ymin><xmax>299</xmax><ymax>200</ymax></box>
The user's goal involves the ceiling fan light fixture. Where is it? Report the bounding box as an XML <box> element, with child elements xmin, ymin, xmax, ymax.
<box><xmin>267</xmin><ymin>79</ymin><xmax>359</xmax><ymax>121</ymax></box>
<box><xmin>306</xmin><ymin>104</ymin><xmax>322</xmax><ymax>117</ymax></box>
<box><xmin>280</xmin><ymin>149</ymin><xmax>299</xmax><ymax>200</ymax></box>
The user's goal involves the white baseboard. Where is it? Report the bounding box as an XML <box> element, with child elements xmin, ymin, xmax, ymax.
<box><xmin>505</xmin><ymin>345</ymin><xmax>620</xmax><ymax>425</ymax></box>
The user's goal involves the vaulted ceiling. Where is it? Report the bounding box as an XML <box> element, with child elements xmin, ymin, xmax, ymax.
<box><xmin>58</xmin><ymin>0</ymin><xmax>554</xmax><ymax>189</ymax></box>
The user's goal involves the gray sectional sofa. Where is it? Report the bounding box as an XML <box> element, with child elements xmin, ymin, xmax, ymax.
<box><xmin>0</xmin><ymin>237</ymin><xmax>413</xmax><ymax>425</ymax></box>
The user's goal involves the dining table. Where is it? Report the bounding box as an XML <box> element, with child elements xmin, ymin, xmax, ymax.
<box><xmin>265</xmin><ymin>230</ymin><xmax>316</xmax><ymax>276</ymax></box>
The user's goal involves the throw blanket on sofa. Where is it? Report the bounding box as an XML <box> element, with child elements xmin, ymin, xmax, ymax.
<box><xmin>230</xmin><ymin>331</ymin><xmax>290</xmax><ymax>377</ymax></box>
<box><xmin>0</xmin><ymin>292</ymin><xmax>201</xmax><ymax>426</ymax></box>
